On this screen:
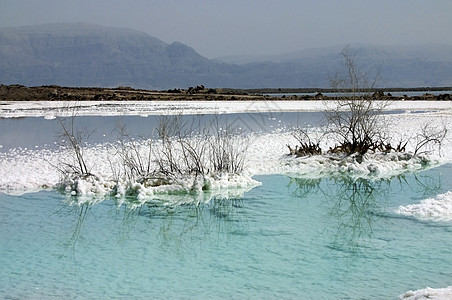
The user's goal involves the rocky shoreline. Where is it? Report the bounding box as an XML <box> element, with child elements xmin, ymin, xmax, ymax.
<box><xmin>1</xmin><ymin>84</ymin><xmax>451</xmax><ymax>101</ymax></box>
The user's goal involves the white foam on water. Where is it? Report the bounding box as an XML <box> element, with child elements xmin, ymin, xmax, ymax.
<box><xmin>399</xmin><ymin>286</ymin><xmax>452</xmax><ymax>299</ymax></box>
<box><xmin>395</xmin><ymin>191</ymin><xmax>452</xmax><ymax>222</ymax></box>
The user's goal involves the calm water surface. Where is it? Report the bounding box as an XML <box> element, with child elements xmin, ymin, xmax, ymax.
<box><xmin>1</xmin><ymin>165</ymin><xmax>452</xmax><ymax>299</ymax></box>
<box><xmin>0</xmin><ymin>112</ymin><xmax>324</xmax><ymax>152</ymax></box>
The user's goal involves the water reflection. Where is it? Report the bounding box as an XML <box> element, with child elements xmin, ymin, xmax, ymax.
<box><xmin>56</xmin><ymin>168</ymin><xmax>447</xmax><ymax>262</ymax></box>
<box><xmin>288</xmin><ymin>171</ymin><xmax>445</xmax><ymax>255</ymax></box>
<box><xmin>149</xmin><ymin>198</ymin><xmax>247</xmax><ymax>250</ymax></box>
<box><xmin>54</xmin><ymin>200</ymin><xmax>94</xmax><ymax>265</ymax></box>
<box><xmin>326</xmin><ymin>177</ymin><xmax>388</xmax><ymax>253</ymax></box>
<box><xmin>58</xmin><ymin>193</ymin><xmax>248</xmax><ymax>256</ymax></box>
<box><xmin>411</xmin><ymin>172</ymin><xmax>444</xmax><ymax>198</ymax></box>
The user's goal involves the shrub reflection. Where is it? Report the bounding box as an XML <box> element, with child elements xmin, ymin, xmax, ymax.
<box><xmin>288</xmin><ymin>171</ymin><xmax>444</xmax><ymax>254</ymax></box>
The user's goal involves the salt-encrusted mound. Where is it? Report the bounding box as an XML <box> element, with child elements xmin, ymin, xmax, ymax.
<box><xmin>278</xmin><ymin>151</ymin><xmax>436</xmax><ymax>180</ymax></box>
<box><xmin>58</xmin><ymin>172</ymin><xmax>260</xmax><ymax>207</ymax></box>
<box><xmin>245</xmin><ymin>128</ymin><xmax>450</xmax><ymax>179</ymax></box>
<box><xmin>396</xmin><ymin>191</ymin><xmax>452</xmax><ymax>222</ymax></box>
<box><xmin>399</xmin><ymin>286</ymin><xmax>452</xmax><ymax>299</ymax></box>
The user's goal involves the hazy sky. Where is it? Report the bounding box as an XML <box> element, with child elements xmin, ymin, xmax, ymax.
<box><xmin>1</xmin><ymin>0</ymin><xmax>451</xmax><ymax>58</ymax></box>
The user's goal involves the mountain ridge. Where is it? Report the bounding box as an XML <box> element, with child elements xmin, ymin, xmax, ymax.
<box><xmin>215</xmin><ymin>43</ymin><xmax>452</xmax><ymax>65</ymax></box>
<box><xmin>1</xmin><ymin>23</ymin><xmax>451</xmax><ymax>89</ymax></box>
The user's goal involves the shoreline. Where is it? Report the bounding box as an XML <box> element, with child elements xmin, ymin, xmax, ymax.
<box><xmin>1</xmin><ymin>84</ymin><xmax>451</xmax><ymax>102</ymax></box>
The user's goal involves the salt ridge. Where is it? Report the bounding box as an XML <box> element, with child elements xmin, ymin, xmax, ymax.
<box><xmin>396</xmin><ymin>191</ymin><xmax>452</xmax><ymax>222</ymax></box>
<box><xmin>1</xmin><ymin>100</ymin><xmax>451</xmax><ymax>118</ymax></box>
<box><xmin>399</xmin><ymin>286</ymin><xmax>452</xmax><ymax>299</ymax></box>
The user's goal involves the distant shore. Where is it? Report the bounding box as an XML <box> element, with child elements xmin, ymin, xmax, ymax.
<box><xmin>1</xmin><ymin>84</ymin><xmax>451</xmax><ymax>101</ymax></box>
<box><xmin>228</xmin><ymin>86</ymin><xmax>452</xmax><ymax>94</ymax></box>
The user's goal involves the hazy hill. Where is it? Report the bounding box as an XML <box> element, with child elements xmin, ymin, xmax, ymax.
<box><xmin>0</xmin><ymin>23</ymin><xmax>216</xmax><ymax>89</ymax></box>
<box><xmin>1</xmin><ymin>23</ymin><xmax>451</xmax><ymax>89</ymax></box>
<box><xmin>216</xmin><ymin>44</ymin><xmax>452</xmax><ymax>64</ymax></box>
<box><xmin>216</xmin><ymin>44</ymin><xmax>452</xmax><ymax>87</ymax></box>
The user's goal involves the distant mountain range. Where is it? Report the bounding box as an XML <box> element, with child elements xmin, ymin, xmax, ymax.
<box><xmin>1</xmin><ymin>23</ymin><xmax>451</xmax><ymax>89</ymax></box>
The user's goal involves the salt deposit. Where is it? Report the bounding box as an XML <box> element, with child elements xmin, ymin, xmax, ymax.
<box><xmin>0</xmin><ymin>100</ymin><xmax>451</xmax><ymax>118</ymax></box>
<box><xmin>1</xmin><ymin>100</ymin><xmax>451</xmax><ymax>199</ymax></box>
<box><xmin>396</xmin><ymin>191</ymin><xmax>452</xmax><ymax>222</ymax></box>
<box><xmin>399</xmin><ymin>286</ymin><xmax>452</xmax><ymax>299</ymax></box>
<box><xmin>0</xmin><ymin>130</ymin><xmax>445</xmax><ymax>199</ymax></box>
<box><xmin>60</xmin><ymin>173</ymin><xmax>259</xmax><ymax>209</ymax></box>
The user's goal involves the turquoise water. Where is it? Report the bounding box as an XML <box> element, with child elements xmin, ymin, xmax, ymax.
<box><xmin>1</xmin><ymin>165</ymin><xmax>452</xmax><ymax>299</ymax></box>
